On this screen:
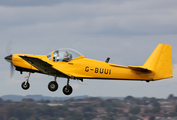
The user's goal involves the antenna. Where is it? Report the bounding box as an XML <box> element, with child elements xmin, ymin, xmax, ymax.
<box><xmin>105</xmin><ymin>57</ymin><xmax>110</xmax><ymax>63</ymax></box>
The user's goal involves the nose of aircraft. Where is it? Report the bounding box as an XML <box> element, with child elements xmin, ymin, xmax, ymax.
<box><xmin>4</xmin><ymin>55</ymin><xmax>12</xmax><ymax>63</ymax></box>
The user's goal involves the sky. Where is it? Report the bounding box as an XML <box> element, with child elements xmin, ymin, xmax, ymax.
<box><xmin>0</xmin><ymin>0</ymin><xmax>177</xmax><ymax>98</ymax></box>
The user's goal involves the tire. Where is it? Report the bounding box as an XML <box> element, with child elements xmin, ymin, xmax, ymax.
<box><xmin>63</xmin><ymin>85</ymin><xmax>73</xmax><ymax>95</ymax></box>
<box><xmin>21</xmin><ymin>81</ymin><xmax>30</xmax><ymax>90</ymax></box>
<box><xmin>48</xmin><ymin>81</ymin><xmax>58</xmax><ymax>92</ymax></box>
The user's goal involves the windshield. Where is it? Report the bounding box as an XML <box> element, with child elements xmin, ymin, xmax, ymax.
<box><xmin>48</xmin><ymin>49</ymin><xmax>83</xmax><ymax>62</ymax></box>
<box><xmin>47</xmin><ymin>52</ymin><xmax>52</xmax><ymax>60</ymax></box>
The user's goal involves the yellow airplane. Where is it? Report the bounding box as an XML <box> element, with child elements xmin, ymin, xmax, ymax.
<box><xmin>4</xmin><ymin>44</ymin><xmax>173</xmax><ymax>95</ymax></box>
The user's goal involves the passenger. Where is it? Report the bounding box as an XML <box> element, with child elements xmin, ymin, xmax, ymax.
<box><xmin>56</xmin><ymin>51</ymin><xmax>59</xmax><ymax>61</ymax></box>
<box><xmin>53</xmin><ymin>51</ymin><xmax>59</xmax><ymax>62</ymax></box>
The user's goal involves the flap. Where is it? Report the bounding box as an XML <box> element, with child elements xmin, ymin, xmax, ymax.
<box><xmin>128</xmin><ymin>65</ymin><xmax>152</xmax><ymax>72</ymax></box>
<box><xmin>19</xmin><ymin>55</ymin><xmax>69</xmax><ymax>77</ymax></box>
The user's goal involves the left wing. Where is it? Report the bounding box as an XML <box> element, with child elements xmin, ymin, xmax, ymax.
<box><xmin>19</xmin><ymin>56</ymin><xmax>69</xmax><ymax>77</ymax></box>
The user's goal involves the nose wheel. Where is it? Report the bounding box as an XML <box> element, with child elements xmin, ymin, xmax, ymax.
<box><xmin>21</xmin><ymin>81</ymin><xmax>30</xmax><ymax>90</ymax></box>
<box><xmin>21</xmin><ymin>72</ymin><xmax>31</xmax><ymax>90</ymax></box>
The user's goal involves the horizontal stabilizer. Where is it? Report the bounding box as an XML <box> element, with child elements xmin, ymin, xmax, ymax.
<box><xmin>128</xmin><ymin>65</ymin><xmax>152</xmax><ymax>72</ymax></box>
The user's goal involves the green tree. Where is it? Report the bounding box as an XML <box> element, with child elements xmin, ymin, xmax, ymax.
<box><xmin>129</xmin><ymin>107</ymin><xmax>140</xmax><ymax>115</ymax></box>
<box><xmin>124</xmin><ymin>96</ymin><xmax>134</xmax><ymax>101</ymax></box>
<box><xmin>82</xmin><ymin>105</ymin><xmax>94</xmax><ymax>112</ymax></box>
<box><xmin>168</xmin><ymin>94</ymin><xmax>175</xmax><ymax>100</ymax></box>
<box><xmin>150</xmin><ymin>98</ymin><xmax>161</xmax><ymax>113</ymax></box>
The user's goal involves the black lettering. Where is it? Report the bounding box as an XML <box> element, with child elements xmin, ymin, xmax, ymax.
<box><xmin>100</xmin><ymin>68</ymin><xmax>104</xmax><ymax>74</ymax></box>
<box><xmin>85</xmin><ymin>66</ymin><xmax>89</xmax><ymax>72</ymax></box>
<box><xmin>104</xmin><ymin>69</ymin><xmax>108</xmax><ymax>74</ymax></box>
<box><xmin>95</xmin><ymin>68</ymin><xmax>99</xmax><ymax>73</ymax></box>
<box><xmin>109</xmin><ymin>69</ymin><xmax>111</xmax><ymax>75</ymax></box>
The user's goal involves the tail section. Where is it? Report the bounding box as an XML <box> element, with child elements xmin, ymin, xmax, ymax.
<box><xmin>143</xmin><ymin>44</ymin><xmax>173</xmax><ymax>80</ymax></box>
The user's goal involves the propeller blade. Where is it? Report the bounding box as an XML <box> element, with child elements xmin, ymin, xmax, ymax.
<box><xmin>6</xmin><ymin>40</ymin><xmax>13</xmax><ymax>55</ymax></box>
<box><xmin>4</xmin><ymin>54</ymin><xmax>14</xmax><ymax>78</ymax></box>
<box><xmin>5</xmin><ymin>40</ymin><xmax>15</xmax><ymax>78</ymax></box>
<box><xmin>10</xmin><ymin>62</ymin><xmax>15</xmax><ymax>78</ymax></box>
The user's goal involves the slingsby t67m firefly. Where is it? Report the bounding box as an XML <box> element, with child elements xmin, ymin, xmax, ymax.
<box><xmin>4</xmin><ymin>44</ymin><xmax>173</xmax><ymax>95</ymax></box>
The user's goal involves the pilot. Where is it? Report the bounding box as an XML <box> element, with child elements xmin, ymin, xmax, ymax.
<box><xmin>63</xmin><ymin>51</ymin><xmax>72</xmax><ymax>62</ymax></box>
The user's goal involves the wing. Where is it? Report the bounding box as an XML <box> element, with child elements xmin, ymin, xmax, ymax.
<box><xmin>19</xmin><ymin>56</ymin><xmax>69</xmax><ymax>77</ymax></box>
<box><xmin>128</xmin><ymin>65</ymin><xmax>152</xmax><ymax>72</ymax></box>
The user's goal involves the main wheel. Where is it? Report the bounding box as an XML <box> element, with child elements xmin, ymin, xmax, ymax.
<box><xmin>21</xmin><ymin>81</ymin><xmax>30</xmax><ymax>90</ymax></box>
<box><xmin>48</xmin><ymin>81</ymin><xmax>58</xmax><ymax>92</ymax></box>
<box><xmin>63</xmin><ymin>85</ymin><xmax>73</xmax><ymax>95</ymax></box>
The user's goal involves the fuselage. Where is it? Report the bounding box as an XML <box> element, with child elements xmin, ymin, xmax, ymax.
<box><xmin>12</xmin><ymin>53</ymin><xmax>154</xmax><ymax>81</ymax></box>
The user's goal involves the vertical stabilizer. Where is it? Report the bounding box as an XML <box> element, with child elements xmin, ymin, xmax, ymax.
<box><xmin>143</xmin><ymin>44</ymin><xmax>173</xmax><ymax>80</ymax></box>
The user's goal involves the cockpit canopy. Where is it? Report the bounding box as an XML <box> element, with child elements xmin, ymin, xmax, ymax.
<box><xmin>47</xmin><ymin>49</ymin><xmax>83</xmax><ymax>62</ymax></box>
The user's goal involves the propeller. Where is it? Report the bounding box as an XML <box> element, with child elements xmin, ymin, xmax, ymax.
<box><xmin>5</xmin><ymin>40</ymin><xmax>15</xmax><ymax>78</ymax></box>
<box><xmin>10</xmin><ymin>58</ymin><xmax>15</xmax><ymax>78</ymax></box>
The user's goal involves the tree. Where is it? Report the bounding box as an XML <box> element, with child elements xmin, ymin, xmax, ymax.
<box><xmin>150</xmin><ymin>98</ymin><xmax>161</xmax><ymax>113</ymax></box>
<box><xmin>82</xmin><ymin>105</ymin><xmax>94</xmax><ymax>112</ymax></box>
<box><xmin>124</xmin><ymin>96</ymin><xmax>134</xmax><ymax>101</ymax></box>
<box><xmin>22</xmin><ymin>98</ymin><xmax>35</xmax><ymax>102</ymax></box>
<box><xmin>129</xmin><ymin>107</ymin><xmax>140</xmax><ymax>115</ymax></box>
<box><xmin>168</xmin><ymin>94</ymin><xmax>175</xmax><ymax>100</ymax></box>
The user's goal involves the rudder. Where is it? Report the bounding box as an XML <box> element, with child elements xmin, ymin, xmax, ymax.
<box><xmin>143</xmin><ymin>44</ymin><xmax>173</xmax><ymax>80</ymax></box>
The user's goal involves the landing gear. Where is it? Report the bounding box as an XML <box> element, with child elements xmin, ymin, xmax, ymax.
<box><xmin>21</xmin><ymin>72</ymin><xmax>31</xmax><ymax>90</ymax></box>
<box><xmin>20</xmin><ymin>73</ymin><xmax>73</xmax><ymax>95</ymax></box>
<box><xmin>63</xmin><ymin>78</ymin><xmax>73</xmax><ymax>95</ymax></box>
<box><xmin>48</xmin><ymin>81</ymin><xmax>58</xmax><ymax>92</ymax></box>
<box><xmin>48</xmin><ymin>75</ymin><xmax>58</xmax><ymax>92</ymax></box>
<box><xmin>63</xmin><ymin>85</ymin><xmax>73</xmax><ymax>95</ymax></box>
<box><xmin>21</xmin><ymin>81</ymin><xmax>30</xmax><ymax>90</ymax></box>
